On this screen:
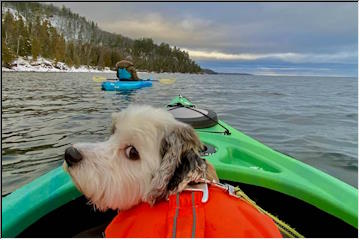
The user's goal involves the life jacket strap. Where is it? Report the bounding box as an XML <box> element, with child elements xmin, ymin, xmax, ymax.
<box><xmin>167</xmin><ymin>191</ymin><xmax>205</xmax><ymax>238</ymax></box>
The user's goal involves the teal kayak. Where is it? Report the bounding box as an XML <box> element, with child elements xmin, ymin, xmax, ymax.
<box><xmin>101</xmin><ymin>80</ymin><xmax>152</xmax><ymax>91</ymax></box>
<box><xmin>2</xmin><ymin>95</ymin><xmax>358</xmax><ymax>237</ymax></box>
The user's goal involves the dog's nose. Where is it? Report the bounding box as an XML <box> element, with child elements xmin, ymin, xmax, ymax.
<box><xmin>65</xmin><ymin>146</ymin><xmax>83</xmax><ymax>166</ymax></box>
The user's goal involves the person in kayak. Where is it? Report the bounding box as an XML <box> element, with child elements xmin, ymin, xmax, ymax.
<box><xmin>115</xmin><ymin>56</ymin><xmax>140</xmax><ymax>81</ymax></box>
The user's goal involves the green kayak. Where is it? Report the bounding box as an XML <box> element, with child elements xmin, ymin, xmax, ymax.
<box><xmin>2</xmin><ymin>95</ymin><xmax>358</xmax><ymax>237</ymax></box>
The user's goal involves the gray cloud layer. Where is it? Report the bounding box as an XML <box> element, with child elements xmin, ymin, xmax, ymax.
<box><xmin>51</xmin><ymin>2</ymin><xmax>357</xmax><ymax>75</ymax></box>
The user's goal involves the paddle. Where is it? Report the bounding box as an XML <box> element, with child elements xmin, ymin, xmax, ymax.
<box><xmin>93</xmin><ymin>76</ymin><xmax>176</xmax><ymax>84</ymax></box>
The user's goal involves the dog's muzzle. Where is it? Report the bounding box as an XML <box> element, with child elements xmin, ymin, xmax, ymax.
<box><xmin>64</xmin><ymin>146</ymin><xmax>83</xmax><ymax>167</ymax></box>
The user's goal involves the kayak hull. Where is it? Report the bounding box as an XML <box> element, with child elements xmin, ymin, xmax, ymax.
<box><xmin>101</xmin><ymin>80</ymin><xmax>152</xmax><ymax>91</ymax></box>
<box><xmin>2</xmin><ymin>167</ymin><xmax>81</xmax><ymax>237</ymax></box>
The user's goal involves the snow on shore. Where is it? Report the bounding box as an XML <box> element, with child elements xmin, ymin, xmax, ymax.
<box><xmin>2</xmin><ymin>57</ymin><xmax>114</xmax><ymax>73</ymax></box>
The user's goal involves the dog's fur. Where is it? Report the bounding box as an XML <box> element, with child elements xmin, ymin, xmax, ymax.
<box><xmin>64</xmin><ymin>105</ymin><xmax>218</xmax><ymax>211</ymax></box>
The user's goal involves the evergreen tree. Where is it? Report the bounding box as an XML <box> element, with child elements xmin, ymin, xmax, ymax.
<box><xmin>31</xmin><ymin>38</ymin><xmax>41</xmax><ymax>61</ymax></box>
<box><xmin>65</xmin><ymin>41</ymin><xmax>74</xmax><ymax>66</ymax></box>
<box><xmin>55</xmin><ymin>34</ymin><xmax>66</xmax><ymax>62</ymax></box>
<box><xmin>2</xmin><ymin>40</ymin><xmax>16</xmax><ymax>67</ymax></box>
<box><xmin>3</xmin><ymin>11</ymin><xmax>16</xmax><ymax>52</ymax></box>
<box><xmin>17</xmin><ymin>18</ymin><xmax>31</xmax><ymax>56</ymax></box>
<box><xmin>39</xmin><ymin>20</ymin><xmax>51</xmax><ymax>58</ymax></box>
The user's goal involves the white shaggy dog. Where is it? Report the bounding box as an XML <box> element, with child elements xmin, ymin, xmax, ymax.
<box><xmin>64</xmin><ymin>105</ymin><xmax>218</xmax><ymax>212</ymax></box>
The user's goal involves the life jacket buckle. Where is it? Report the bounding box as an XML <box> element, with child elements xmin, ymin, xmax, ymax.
<box><xmin>212</xmin><ymin>182</ymin><xmax>241</xmax><ymax>198</ymax></box>
<box><xmin>184</xmin><ymin>183</ymin><xmax>209</xmax><ymax>203</ymax></box>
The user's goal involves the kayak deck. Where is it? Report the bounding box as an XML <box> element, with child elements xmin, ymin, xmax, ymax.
<box><xmin>195</xmin><ymin>120</ymin><xmax>357</xmax><ymax>229</ymax></box>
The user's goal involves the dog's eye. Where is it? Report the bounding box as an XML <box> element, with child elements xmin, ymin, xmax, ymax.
<box><xmin>125</xmin><ymin>145</ymin><xmax>140</xmax><ymax>161</ymax></box>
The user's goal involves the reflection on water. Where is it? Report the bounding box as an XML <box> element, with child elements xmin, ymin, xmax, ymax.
<box><xmin>2</xmin><ymin>72</ymin><xmax>358</xmax><ymax>195</ymax></box>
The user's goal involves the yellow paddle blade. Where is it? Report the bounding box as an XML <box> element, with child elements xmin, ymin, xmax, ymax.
<box><xmin>93</xmin><ymin>76</ymin><xmax>107</xmax><ymax>82</ymax></box>
<box><xmin>159</xmin><ymin>78</ymin><xmax>176</xmax><ymax>84</ymax></box>
<box><xmin>93</xmin><ymin>76</ymin><xmax>175</xmax><ymax>84</ymax></box>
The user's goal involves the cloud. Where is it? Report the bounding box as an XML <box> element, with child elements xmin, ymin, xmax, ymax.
<box><xmin>54</xmin><ymin>2</ymin><xmax>357</xmax><ymax>55</ymax></box>
<box><xmin>182</xmin><ymin>48</ymin><xmax>357</xmax><ymax>64</ymax></box>
<box><xmin>180</xmin><ymin>16</ymin><xmax>212</xmax><ymax>31</ymax></box>
<box><xmin>100</xmin><ymin>13</ymin><xmax>225</xmax><ymax>47</ymax></box>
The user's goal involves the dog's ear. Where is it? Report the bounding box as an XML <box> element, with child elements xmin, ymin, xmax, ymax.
<box><xmin>145</xmin><ymin>124</ymin><xmax>207</xmax><ymax>204</ymax></box>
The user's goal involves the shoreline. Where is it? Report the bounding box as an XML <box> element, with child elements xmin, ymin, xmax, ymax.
<box><xmin>1</xmin><ymin>57</ymin><xmax>198</xmax><ymax>75</ymax></box>
<box><xmin>2</xmin><ymin>57</ymin><xmax>115</xmax><ymax>73</ymax></box>
<box><xmin>1</xmin><ymin>56</ymin><xmax>201</xmax><ymax>74</ymax></box>
<box><xmin>2</xmin><ymin>67</ymin><xmax>115</xmax><ymax>73</ymax></box>
<box><xmin>2</xmin><ymin>68</ymin><xmax>164</xmax><ymax>75</ymax></box>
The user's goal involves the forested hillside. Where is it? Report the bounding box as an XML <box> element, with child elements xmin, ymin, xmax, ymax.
<box><xmin>2</xmin><ymin>2</ymin><xmax>202</xmax><ymax>73</ymax></box>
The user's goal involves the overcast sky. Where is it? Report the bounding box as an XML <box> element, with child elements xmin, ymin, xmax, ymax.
<box><xmin>53</xmin><ymin>2</ymin><xmax>357</xmax><ymax>76</ymax></box>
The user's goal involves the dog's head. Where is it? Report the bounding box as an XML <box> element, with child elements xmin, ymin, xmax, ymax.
<box><xmin>64</xmin><ymin>105</ymin><xmax>218</xmax><ymax>211</ymax></box>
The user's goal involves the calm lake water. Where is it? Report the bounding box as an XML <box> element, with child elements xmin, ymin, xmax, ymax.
<box><xmin>2</xmin><ymin>72</ymin><xmax>358</xmax><ymax>195</ymax></box>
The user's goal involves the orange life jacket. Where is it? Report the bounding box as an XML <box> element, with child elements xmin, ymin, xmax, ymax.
<box><xmin>105</xmin><ymin>184</ymin><xmax>282</xmax><ymax>238</ymax></box>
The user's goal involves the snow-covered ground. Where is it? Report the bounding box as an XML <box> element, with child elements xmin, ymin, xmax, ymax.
<box><xmin>2</xmin><ymin>57</ymin><xmax>114</xmax><ymax>73</ymax></box>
